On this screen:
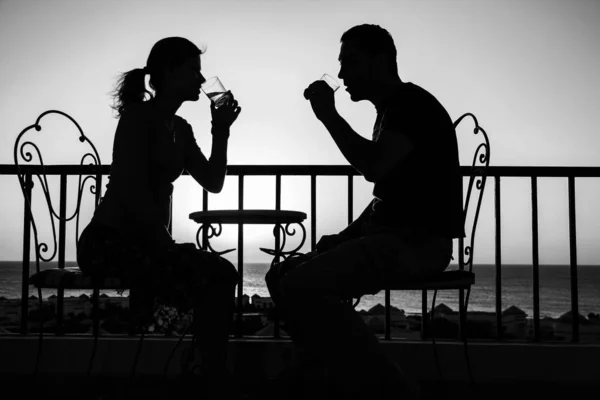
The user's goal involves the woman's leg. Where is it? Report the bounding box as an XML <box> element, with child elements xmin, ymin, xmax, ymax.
<box><xmin>192</xmin><ymin>281</ymin><xmax>237</xmax><ymax>373</ymax></box>
<box><xmin>191</xmin><ymin>253</ymin><xmax>239</xmax><ymax>374</ymax></box>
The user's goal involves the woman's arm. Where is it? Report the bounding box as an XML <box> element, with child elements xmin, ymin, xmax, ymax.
<box><xmin>183</xmin><ymin>123</ymin><xmax>229</xmax><ymax>193</ymax></box>
<box><xmin>112</xmin><ymin>105</ymin><xmax>174</xmax><ymax>248</ymax></box>
<box><xmin>184</xmin><ymin>92</ymin><xmax>241</xmax><ymax>193</ymax></box>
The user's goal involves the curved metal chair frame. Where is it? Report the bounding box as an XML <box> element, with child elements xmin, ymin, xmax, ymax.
<box><xmin>14</xmin><ymin>110</ymin><xmax>106</xmax><ymax>377</ymax></box>
<box><xmin>378</xmin><ymin>112</ymin><xmax>490</xmax><ymax>383</ymax></box>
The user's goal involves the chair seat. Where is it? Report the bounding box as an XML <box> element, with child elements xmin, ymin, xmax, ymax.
<box><xmin>29</xmin><ymin>267</ymin><xmax>130</xmax><ymax>290</ymax></box>
<box><xmin>384</xmin><ymin>269</ymin><xmax>475</xmax><ymax>291</ymax></box>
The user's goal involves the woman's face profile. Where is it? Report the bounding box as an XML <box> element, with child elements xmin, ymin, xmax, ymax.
<box><xmin>164</xmin><ymin>55</ymin><xmax>205</xmax><ymax>102</ymax></box>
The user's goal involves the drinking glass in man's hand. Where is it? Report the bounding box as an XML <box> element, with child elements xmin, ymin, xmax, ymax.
<box><xmin>320</xmin><ymin>73</ymin><xmax>340</xmax><ymax>92</ymax></box>
<box><xmin>201</xmin><ymin>76</ymin><xmax>232</xmax><ymax>108</ymax></box>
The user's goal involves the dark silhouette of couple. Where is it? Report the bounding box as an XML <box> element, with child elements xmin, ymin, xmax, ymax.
<box><xmin>77</xmin><ymin>24</ymin><xmax>464</xmax><ymax>400</ymax></box>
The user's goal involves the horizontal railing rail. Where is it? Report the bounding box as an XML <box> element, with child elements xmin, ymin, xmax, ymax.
<box><xmin>2</xmin><ymin>164</ymin><xmax>599</xmax><ymax>342</ymax></box>
<box><xmin>3</xmin><ymin>164</ymin><xmax>600</xmax><ymax>176</ymax></box>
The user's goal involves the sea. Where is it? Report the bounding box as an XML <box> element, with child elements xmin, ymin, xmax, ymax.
<box><xmin>1</xmin><ymin>261</ymin><xmax>599</xmax><ymax>318</ymax></box>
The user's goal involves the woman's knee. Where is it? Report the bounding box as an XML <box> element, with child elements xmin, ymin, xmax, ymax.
<box><xmin>278</xmin><ymin>269</ymin><xmax>308</xmax><ymax>303</ymax></box>
<box><xmin>213</xmin><ymin>255</ymin><xmax>239</xmax><ymax>284</ymax></box>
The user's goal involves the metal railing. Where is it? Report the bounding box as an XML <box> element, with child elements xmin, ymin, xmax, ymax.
<box><xmin>1</xmin><ymin>164</ymin><xmax>599</xmax><ymax>342</ymax></box>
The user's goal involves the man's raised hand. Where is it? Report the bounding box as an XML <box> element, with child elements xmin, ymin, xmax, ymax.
<box><xmin>304</xmin><ymin>80</ymin><xmax>337</xmax><ymax>122</ymax></box>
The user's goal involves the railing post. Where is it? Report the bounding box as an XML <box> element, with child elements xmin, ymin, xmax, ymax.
<box><xmin>459</xmin><ymin>289</ymin><xmax>466</xmax><ymax>340</ymax></box>
<box><xmin>531</xmin><ymin>176</ymin><xmax>541</xmax><ymax>341</ymax></box>
<box><xmin>495</xmin><ymin>176</ymin><xmax>503</xmax><ymax>340</ymax></box>
<box><xmin>236</xmin><ymin>175</ymin><xmax>244</xmax><ymax>338</ymax></box>
<box><xmin>56</xmin><ymin>173</ymin><xmax>67</xmax><ymax>335</ymax></box>
<box><xmin>274</xmin><ymin>175</ymin><xmax>281</xmax><ymax>339</ymax></box>
<box><xmin>202</xmin><ymin>190</ymin><xmax>208</xmax><ymax>250</ymax></box>
<box><xmin>385</xmin><ymin>289</ymin><xmax>391</xmax><ymax>340</ymax></box>
<box><xmin>310</xmin><ymin>175</ymin><xmax>316</xmax><ymax>251</ymax></box>
<box><xmin>20</xmin><ymin>173</ymin><xmax>32</xmax><ymax>335</ymax></box>
<box><xmin>347</xmin><ymin>175</ymin><xmax>353</xmax><ymax>225</ymax></box>
<box><xmin>421</xmin><ymin>291</ymin><xmax>427</xmax><ymax>340</ymax></box>
<box><xmin>568</xmin><ymin>176</ymin><xmax>580</xmax><ymax>343</ymax></box>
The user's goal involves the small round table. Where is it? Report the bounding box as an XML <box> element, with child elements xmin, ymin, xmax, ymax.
<box><xmin>189</xmin><ymin>209</ymin><xmax>308</xmax><ymax>337</ymax></box>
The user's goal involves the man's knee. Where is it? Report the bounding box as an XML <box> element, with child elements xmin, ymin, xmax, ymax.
<box><xmin>278</xmin><ymin>261</ymin><xmax>315</xmax><ymax>303</ymax></box>
<box><xmin>266</xmin><ymin>255</ymin><xmax>310</xmax><ymax>294</ymax></box>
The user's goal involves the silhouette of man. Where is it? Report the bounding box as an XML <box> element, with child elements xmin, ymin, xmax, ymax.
<box><xmin>266</xmin><ymin>24</ymin><xmax>464</xmax><ymax>399</ymax></box>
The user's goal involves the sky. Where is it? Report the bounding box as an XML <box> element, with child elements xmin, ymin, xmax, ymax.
<box><xmin>0</xmin><ymin>0</ymin><xmax>599</xmax><ymax>265</ymax></box>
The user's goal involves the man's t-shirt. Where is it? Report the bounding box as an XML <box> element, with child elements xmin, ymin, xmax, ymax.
<box><xmin>368</xmin><ymin>82</ymin><xmax>465</xmax><ymax>240</ymax></box>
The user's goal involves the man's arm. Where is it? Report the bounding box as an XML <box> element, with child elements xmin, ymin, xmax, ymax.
<box><xmin>319</xmin><ymin>113</ymin><xmax>377</xmax><ymax>179</ymax></box>
<box><xmin>305</xmin><ymin>80</ymin><xmax>414</xmax><ymax>183</ymax></box>
<box><xmin>320</xmin><ymin>113</ymin><xmax>414</xmax><ymax>183</ymax></box>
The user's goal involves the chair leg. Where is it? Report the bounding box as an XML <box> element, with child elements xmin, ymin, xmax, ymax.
<box><xmin>92</xmin><ymin>288</ymin><xmax>100</xmax><ymax>337</ymax></box>
<box><xmin>459</xmin><ymin>288</ymin><xmax>466</xmax><ymax>341</ymax></box>
<box><xmin>421</xmin><ymin>290</ymin><xmax>427</xmax><ymax>339</ymax></box>
<box><xmin>88</xmin><ymin>288</ymin><xmax>100</xmax><ymax>378</ymax></box>
<box><xmin>430</xmin><ymin>289</ymin><xmax>443</xmax><ymax>381</ymax></box>
<box><xmin>385</xmin><ymin>289</ymin><xmax>391</xmax><ymax>340</ymax></box>
<box><xmin>57</xmin><ymin>288</ymin><xmax>65</xmax><ymax>335</ymax></box>
<box><xmin>459</xmin><ymin>288</ymin><xmax>475</xmax><ymax>385</ymax></box>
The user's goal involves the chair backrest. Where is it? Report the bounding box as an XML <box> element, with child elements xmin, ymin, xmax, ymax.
<box><xmin>453</xmin><ymin>113</ymin><xmax>490</xmax><ymax>273</ymax></box>
<box><xmin>14</xmin><ymin>110</ymin><xmax>102</xmax><ymax>273</ymax></box>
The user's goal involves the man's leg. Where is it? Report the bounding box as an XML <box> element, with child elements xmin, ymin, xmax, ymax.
<box><xmin>276</xmin><ymin>234</ymin><xmax>418</xmax><ymax>399</ymax></box>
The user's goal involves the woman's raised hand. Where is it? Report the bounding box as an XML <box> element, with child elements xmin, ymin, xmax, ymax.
<box><xmin>210</xmin><ymin>91</ymin><xmax>241</xmax><ymax>136</ymax></box>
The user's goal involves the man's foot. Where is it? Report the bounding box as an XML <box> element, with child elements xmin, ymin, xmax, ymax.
<box><xmin>274</xmin><ymin>359</ymin><xmax>332</xmax><ymax>400</ymax></box>
<box><xmin>379</xmin><ymin>357</ymin><xmax>421</xmax><ymax>400</ymax></box>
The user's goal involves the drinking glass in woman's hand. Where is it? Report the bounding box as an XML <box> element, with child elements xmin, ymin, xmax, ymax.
<box><xmin>210</xmin><ymin>90</ymin><xmax>241</xmax><ymax>132</ymax></box>
<box><xmin>202</xmin><ymin>76</ymin><xmax>232</xmax><ymax>108</ymax></box>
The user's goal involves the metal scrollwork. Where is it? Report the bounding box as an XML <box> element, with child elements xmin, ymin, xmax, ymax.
<box><xmin>454</xmin><ymin>113</ymin><xmax>490</xmax><ymax>271</ymax></box>
<box><xmin>260</xmin><ymin>222</ymin><xmax>307</xmax><ymax>265</ymax></box>
<box><xmin>195</xmin><ymin>223</ymin><xmax>236</xmax><ymax>256</ymax></box>
<box><xmin>13</xmin><ymin>110</ymin><xmax>102</xmax><ymax>273</ymax></box>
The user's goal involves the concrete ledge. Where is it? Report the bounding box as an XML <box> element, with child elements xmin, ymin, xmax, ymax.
<box><xmin>1</xmin><ymin>336</ymin><xmax>599</xmax><ymax>385</ymax></box>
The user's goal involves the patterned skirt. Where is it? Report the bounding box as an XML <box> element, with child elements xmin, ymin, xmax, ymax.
<box><xmin>77</xmin><ymin>222</ymin><xmax>239</xmax><ymax>334</ymax></box>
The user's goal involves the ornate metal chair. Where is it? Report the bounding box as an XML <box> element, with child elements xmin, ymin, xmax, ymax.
<box><xmin>14</xmin><ymin>110</ymin><xmax>132</xmax><ymax>377</ymax></box>
<box><xmin>379</xmin><ymin>112</ymin><xmax>490</xmax><ymax>382</ymax></box>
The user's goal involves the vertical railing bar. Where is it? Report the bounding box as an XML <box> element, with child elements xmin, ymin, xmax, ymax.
<box><xmin>531</xmin><ymin>176</ymin><xmax>541</xmax><ymax>342</ymax></box>
<box><xmin>58</xmin><ymin>174</ymin><xmax>67</xmax><ymax>269</ymax></box>
<box><xmin>421</xmin><ymin>291</ymin><xmax>427</xmax><ymax>340</ymax></box>
<box><xmin>57</xmin><ymin>173</ymin><xmax>67</xmax><ymax>335</ymax></box>
<box><xmin>236</xmin><ymin>175</ymin><xmax>244</xmax><ymax>338</ymax></box>
<box><xmin>310</xmin><ymin>175</ymin><xmax>316</xmax><ymax>252</ymax></box>
<box><xmin>456</xmin><ymin>175</ymin><xmax>466</xmax><ymax>341</ymax></box>
<box><xmin>458</xmin><ymin>174</ymin><xmax>466</xmax><ymax>341</ymax></box>
<box><xmin>95</xmin><ymin>172</ymin><xmax>102</xmax><ymax>206</ymax></box>
<box><xmin>347</xmin><ymin>175</ymin><xmax>353</xmax><ymax>225</ymax></box>
<box><xmin>458</xmin><ymin>175</ymin><xmax>465</xmax><ymax>271</ymax></box>
<box><xmin>202</xmin><ymin>189</ymin><xmax>208</xmax><ymax>250</ymax></box>
<box><xmin>167</xmin><ymin>196</ymin><xmax>173</xmax><ymax>236</ymax></box>
<box><xmin>495</xmin><ymin>176</ymin><xmax>503</xmax><ymax>340</ymax></box>
<box><xmin>274</xmin><ymin>174</ymin><xmax>281</xmax><ymax>339</ymax></box>
<box><xmin>275</xmin><ymin>174</ymin><xmax>281</xmax><ymax>210</ymax></box>
<box><xmin>20</xmin><ymin>173</ymin><xmax>32</xmax><ymax>335</ymax></box>
<box><xmin>385</xmin><ymin>289</ymin><xmax>391</xmax><ymax>340</ymax></box>
<box><xmin>568</xmin><ymin>176</ymin><xmax>580</xmax><ymax>343</ymax></box>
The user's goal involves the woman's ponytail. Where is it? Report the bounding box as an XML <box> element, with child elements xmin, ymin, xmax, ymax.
<box><xmin>110</xmin><ymin>67</ymin><xmax>153</xmax><ymax>117</ymax></box>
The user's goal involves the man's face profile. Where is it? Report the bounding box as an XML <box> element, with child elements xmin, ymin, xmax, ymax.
<box><xmin>338</xmin><ymin>40</ymin><xmax>376</xmax><ymax>102</ymax></box>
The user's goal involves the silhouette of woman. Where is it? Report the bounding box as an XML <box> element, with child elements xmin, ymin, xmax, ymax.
<box><xmin>76</xmin><ymin>37</ymin><xmax>241</xmax><ymax>392</ymax></box>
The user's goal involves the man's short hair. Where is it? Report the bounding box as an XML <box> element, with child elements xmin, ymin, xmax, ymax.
<box><xmin>340</xmin><ymin>24</ymin><xmax>398</xmax><ymax>73</ymax></box>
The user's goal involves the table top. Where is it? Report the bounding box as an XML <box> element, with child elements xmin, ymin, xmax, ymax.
<box><xmin>189</xmin><ymin>209</ymin><xmax>307</xmax><ymax>225</ymax></box>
